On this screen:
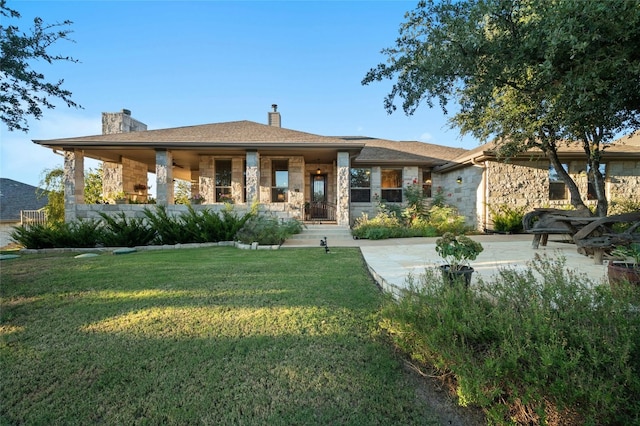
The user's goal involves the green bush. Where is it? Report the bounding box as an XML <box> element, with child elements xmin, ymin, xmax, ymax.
<box><xmin>235</xmin><ymin>215</ymin><xmax>301</xmax><ymax>245</ymax></box>
<box><xmin>142</xmin><ymin>205</ymin><xmax>188</xmax><ymax>244</ymax></box>
<box><xmin>381</xmin><ymin>256</ymin><xmax>640</xmax><ymax>425</ymax></box>
<box><xmin>352</xmin><ymin>204</ymin><xmax>465</xmax><ymax>240</ymax></box>
<box><xmin>488</xmin><ymin>204</ymin><xmax>526</xmax><ymax>233</ymax></box>
<box><xmin>427</xmin><ymin>205</ymin><xmax>466</xmax><ymax>235</ymax></box>
<box><xmin>99</xmin><ymin>212</ymin><xmax>156</xmax><ymax>247</ymax></box>
<box><xmin>609</xmin><ymin>197</ymin><xmax>640</xmax><ymax>215</ymax></box>
<box><xmin>10</xmin><ymin>220</ymin><xmax>104</xmax><ymax>249</ymax></box>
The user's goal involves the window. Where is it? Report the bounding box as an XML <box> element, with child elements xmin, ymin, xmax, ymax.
<box><xmin>549</xmin><ymin>164</ymin><xmax>568</xmax><ymax>200</ymax></box>
<box><xmin>215</xmin><ymin>159</ymin><xmax>232</xmax><ymax>202</ymax></box>
<box><xmin>350</xmin><ymin>168</ymin><xmax>371</xmax><ymax>202</ymax></box>
<box><xmin>381</xmin><ymin>168</ymin><xmax>403</xmax><ymax>202</ymax></box>
<box><xmin>422</xmin><ymin>170</ymin><xmax>432</xmax><ymax>198</ymax></box>
<box><xmin>271</xmin><ymin>160</ymin><xmax>288</xmax><ymax>202</ymax></box>
<box><xmin>587</xmin><ymin>163</ymin><xmax>606</xmax><ymax>200</ymax></box>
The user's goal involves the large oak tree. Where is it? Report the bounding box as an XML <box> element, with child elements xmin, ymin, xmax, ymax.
<box><xmin>363</xmin><ymin>0</ymin><xmax>640</xmax><ymax>216</ymax></box>
<box><xmin>0</xmin><ymin>0</ymin><xmax>81</xmax><ymax>132</ymax></box>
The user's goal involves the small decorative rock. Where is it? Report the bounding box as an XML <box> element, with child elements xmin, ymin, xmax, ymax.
<box><xmin>0</xmin><ymin>254</ymin><xmax>20</xmax><ymax>260</ymax></box>
<box><xmin>112</xmin><ymin>248</ymin><xmax>137</xmax><ymax>255</ymax></box>
<box><xmin>75</xmin><ymin>253</ymin><xmax>99</xmax><ymax>259</ymax></box>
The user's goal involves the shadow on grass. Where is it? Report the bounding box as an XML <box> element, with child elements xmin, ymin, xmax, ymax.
<box><xmin>1</xmin><ymin>247</ymin><xmax>440</xmax><ymax>425</ymax></box>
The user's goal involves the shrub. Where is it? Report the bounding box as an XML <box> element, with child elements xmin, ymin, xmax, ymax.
<box><xmin>488</xmin><ymin>204</ymin><xmax>526</xmax><ymax>233</ymax></box>
<box><xmin>235</xmin><ymin>215</ymin><xmax>301</xmax><ymax>245</ymax></box>
<box><xmin>609</xmin><ymin>197</ymin><xmax>640</xmax><ymax>215</ymax></box>
<box><xmin>427</xmin><ymin>205</ymin><xmax>466</xmax><ymax>235</ymax></box>
<box><xmin>10</xmin><ymin>220</ymin><xmax>104</xmax><ymax>249</ymax></box>
<box><xmin>99</xmin><ymin>212</ymin><xmax>156</xmax><ymax>247</ymax></box>
<box><xmin>143</xmin><ymin>206</ymin><xmax>187</xmax><ymax>245</ymax></box>
<box><xmin>381</xmin><ymin>256</ymin><xmax>640</xmax><ymax>425</ymax></box>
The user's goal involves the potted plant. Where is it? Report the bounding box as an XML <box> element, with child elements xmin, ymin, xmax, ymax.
<box><xmin>113</xmin><ymin>191</ymin><xmax>128</xmax><ymax>204</ymax></box>
<box><xmin>190</xmin><ymin>194</ymin><xmax>204</xmax><ymax>205</ymax></box>
<box><xmin>435</xmin><ymin>232</ymin><xmax>484</xmax><ymax>287</ymax></box>
<box><xmin>608</xmin><ymin>243</ymin><xmax>640</xmax><ymax>287</ymax></box>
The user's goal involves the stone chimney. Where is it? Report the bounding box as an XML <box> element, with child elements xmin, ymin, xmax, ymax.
<box><xmin>102</xmin><ymin>108</ymin><xmax>148</xmax><ymax>134</ymax></box>
<box><xmin>268</xmin><ymin>104</ymin><xmax>281</xmax><ymax>128</ymax></box>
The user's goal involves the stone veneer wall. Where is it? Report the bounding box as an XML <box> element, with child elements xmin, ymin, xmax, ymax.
<box><xmin>102</xmin><ymin>158</ymin><xmax>148</xmax><ymax>202</ymax></box>
<box><xmin>434</xmin><ymin>165</ymin><xmax>484</xmax><ymax>229</ymax></box>
<box><xmin>608</xmin><ymin>160</ymin><xmax>640</xmax><ymax>203</ymax></box>
<box><xmin>102</xmin><ymin>110</ymin><xmax>147</xmax><ymax>134</ymax></box>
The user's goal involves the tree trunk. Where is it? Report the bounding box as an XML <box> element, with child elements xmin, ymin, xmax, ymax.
<box><xmin>582</xmin><ymin>130</ymin><xmax>608</xmax><ymax>217</ymax></box>
<box><xmin>546</xmin><ymin>145</ymin><xmax>590</xmax><ymax>213</ymax></box>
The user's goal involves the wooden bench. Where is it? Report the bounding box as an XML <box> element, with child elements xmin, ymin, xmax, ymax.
<box><xmin>522</xmin><ymin>208</ymin><xmax>592</xmax><ymax>249</ymax></box>
<box><xmin>572</xmin><ymin>211</ymin><xmax>640</xmax><ymax>264</ymax></box>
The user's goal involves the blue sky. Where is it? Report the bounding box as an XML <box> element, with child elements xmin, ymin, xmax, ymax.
<box><xmin>1</xmin><ymin>0</ymin><xmax>477</xmax><ymax>187</ymax></box>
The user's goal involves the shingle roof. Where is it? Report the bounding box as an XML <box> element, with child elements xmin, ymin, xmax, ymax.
<box><xmin>442</xmin><ymin>131</ymin><xmax>640</xmax><ymax>169</ymax></box>
<box><xmin>34</xmin><ymin>120</ymin><xmax>358</xmax><ymax>147</ymax></box>
<box><xmin>0</xmin><ymin>178</ymin><xmax>48</xmax><ymax>222</ymax></box>
<box><xmin>352</xmin><ymin>138</ymin><xmax>468</xmax><ymax>165</ymax></box>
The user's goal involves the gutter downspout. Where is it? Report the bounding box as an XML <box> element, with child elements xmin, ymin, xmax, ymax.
<box><xmin>471</xmin><ymin>157</ymin><xmax>488</xmax><ymax>232</ymax></box>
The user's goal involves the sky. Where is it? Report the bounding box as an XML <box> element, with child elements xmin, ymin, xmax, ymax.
<box><xmin>1</xmin><ymin>0</ymin><xmax>478</xmax><ymax>188</ymax></box>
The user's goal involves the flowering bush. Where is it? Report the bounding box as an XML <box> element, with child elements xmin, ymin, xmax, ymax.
<box><xmin>190</xmin><ymin>194</ymin><xmax>204</xmax><ymax>204</ymax></box>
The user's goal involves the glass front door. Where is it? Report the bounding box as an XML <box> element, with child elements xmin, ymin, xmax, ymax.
<box><xmin>311</xmin><ymin>174</ymin><xmax>327</xmax><ymax>219</ymax></box>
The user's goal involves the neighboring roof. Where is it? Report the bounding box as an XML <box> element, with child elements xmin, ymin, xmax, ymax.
<box><xmin>437</xmin><ymin>131</ymin><xmax>640</xmax><ymax>172</ymax></box>
<box><xmin>0</xmin><ymin>178</ymin><xmax>47</xmax><ymax>222</ymax></box>
<box><xmin>33</xmin><ymin>120</ymin><xmax>362</xmax><ymax>148</ymax></box>
<box><xmin>351</xmin><ymin>138</ymin><xmax>468</xmax><ymax>166</ymax></box>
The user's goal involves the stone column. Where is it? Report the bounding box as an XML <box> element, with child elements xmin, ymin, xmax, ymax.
<box><xmin>198</xmin><ymin>155</ymin><xmax>214</xmax><ymax>203</ymax></box>
<box><xmin>336</xmin><ymin>151</ymin><xmax>350</xmax><ymax>226</ymax></box>
<box><xmin>156</xmin><ymin>150</ymin><xmax>174</xmax><ymax>205</ymax></box>
<box><xmin>245</xmin><ymin>151</ymin><xmax>259</xmax><ymax>204</ymax></box>
<box><xmin>63</xmin><ymin>149</ymin><xmax>84</xmax><ymax>222</ymax></box>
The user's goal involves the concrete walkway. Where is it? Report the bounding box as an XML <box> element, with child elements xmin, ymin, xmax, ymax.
<box><xmin>284</xmin><ymin>233</ymin><xmax>610</xmax><ymax>296</ymax></box>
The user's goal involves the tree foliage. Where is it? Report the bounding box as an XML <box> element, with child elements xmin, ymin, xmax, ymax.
<box><xmin>84</xmin><ymin>166</ymin><xmax>103</xmax><ymax>204</ymax></box>
<box><xmin>0</xmin><ymin>0</ymin><xmax>81</xmax><ymax>132</ymax></box>
<box><xmin>363</xmin><ymin>0</ymin><xmax>640</xmax><ymax>215</ymax></box>
<box><xmin>38</xmin><ymin>167</ymin><xmax>65</xmax><ymax>224</ymax></box>
<box><xmin>38</xmin><ymin>166</ymin><xmax>104</xmax><ymax>223</ymax></box>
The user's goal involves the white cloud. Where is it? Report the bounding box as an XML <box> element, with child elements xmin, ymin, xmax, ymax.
<box><xmin>419</xmin><ymin>132</ymin><xmax>433</xmax><ymax>142</ymax></box>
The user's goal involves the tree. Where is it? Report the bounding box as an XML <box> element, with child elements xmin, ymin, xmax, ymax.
<box><xmin>363</xmin><ymin>0</ymin><xmax>640</xmax><ymax>216</ymax></box>
<box><xmin>0</xmin><ymin>0</ymin><xmax>81</xmax><ymax>132</ymax></box>
<box><xmin>38</xmin><ymin>166</ymin><xmax>105</xmax><ymax>223</ymax></box>
<box><xmin>174</xmin><ymin>179</ymin><xmax>191</xmax><ymax>205</ymax></box>
<box><xmin>38</xmin><ymin>167</ymin><xmax>64</xmax><ymax>224</ymax></box>
<box><xmin>84</xmin><ymin>166</ymin><xmax>103</xmax><ymax>204</ymax></box>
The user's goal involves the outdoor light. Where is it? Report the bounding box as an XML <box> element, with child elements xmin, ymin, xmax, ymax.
<box><xmin>320</xmin><ymin>236</ymin><xmax>330</xmax><ymax>253</ymax></box>
<box><xmin>316</xmin><ymin>167</ymin><xmax>322</xmax><ymax>175</ymax></box>
<box><xmin>456</xmin><ymin>176</ymin><xmax>463</xmax><ymax>184</ymax></box>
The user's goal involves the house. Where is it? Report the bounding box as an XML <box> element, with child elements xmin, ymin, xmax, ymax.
<box><xmin>33</xmin><ymin>107</ymin><xmax>640</xmax><ymax>230</ymax></box>
<box><xmin>0</xmin><ymin>178</ymin><xmax>48</xmax><ymax>247</ymax></box>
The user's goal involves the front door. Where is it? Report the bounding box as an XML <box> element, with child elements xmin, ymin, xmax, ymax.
<box><xmin>311</xmin><ymin>174</ymin><xmax>327</xmax><ymax>219</ymax></box>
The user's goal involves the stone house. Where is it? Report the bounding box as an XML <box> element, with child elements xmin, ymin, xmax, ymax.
<box><xmin>33</xmin><ymin>107</ymin><xmax>640</xmax><ymax>230</ymax></box>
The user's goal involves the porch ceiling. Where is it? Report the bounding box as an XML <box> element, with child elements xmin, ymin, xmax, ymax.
<box><xmin>70</xmin><ymin>146</ymin><xmax>351</xmax><ymax>179</ymax></box>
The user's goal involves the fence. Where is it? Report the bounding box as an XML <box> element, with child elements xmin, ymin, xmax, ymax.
<box><xmin>21</xmin><ymin>209</ymin><xmax>47</xmax><ymax>228</ymax></box>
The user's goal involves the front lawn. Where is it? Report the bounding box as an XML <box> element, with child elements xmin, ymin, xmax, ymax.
<box><xmin>1</xmin><ymin>247</ymin><xmax>436</xmax><ymax>425</ymax></box>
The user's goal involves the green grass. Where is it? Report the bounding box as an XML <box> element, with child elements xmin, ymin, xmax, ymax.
<box><xmin>1</xmin><ymin>247</ymin><xmax>436</xmax><ymax>425</ymax></box>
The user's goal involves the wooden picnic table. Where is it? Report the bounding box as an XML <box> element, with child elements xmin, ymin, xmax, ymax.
<box><xmin>522</xmin><ymin>208</ymin><xmax>595</xmax><ymax>249</ymax></box>
<box><xmin>572</xmin><ymin>211</ymin><xmax>640</xmax><ymax>264</ymax></box>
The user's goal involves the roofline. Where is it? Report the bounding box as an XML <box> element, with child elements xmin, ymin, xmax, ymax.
<box><xmin>33</xmin><ymin>141</ymin><xmax>366</xmax><ymax>150</ymax></box>
<box><xmin>435</xmin><ymin>148</ymin><xmax>640</xmax><ymax>173</ymax></box>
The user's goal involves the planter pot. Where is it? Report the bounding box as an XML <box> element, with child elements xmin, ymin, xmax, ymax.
<box><xmin>607</xmin><ymin>262</ymin><xmax>640</xmax><ymax>288</ymax></box>
<box><xmin>439</xmin><ymin>265</ymin><xmax>474</xmax><ymax>287</ymax></box>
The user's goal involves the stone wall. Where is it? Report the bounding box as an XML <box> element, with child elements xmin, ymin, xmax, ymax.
<box><xmin>608</xmin><ymin>160</ymin><xmax>640</xmax><ymax>202</ymax></box>
<box><xmin>102</xmin><ymin>109</ymin><xmax>147</xmax><ymax>134</ymax></box>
